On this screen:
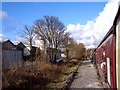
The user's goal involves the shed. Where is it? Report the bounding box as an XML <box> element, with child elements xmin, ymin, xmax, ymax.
<box><xmin>2</xmin><ymin>40</ymin><xmax>16</xmax><ymax>50</ymax></box>
<box><xmin>16</xmin><ymin>42</ymin><xmax>26</xmax><ymax>51</ymax></box>
<box><xmin>2</xmin><ymin>40</ymin><xmax>23</xmax><ymax>70</ymax></box>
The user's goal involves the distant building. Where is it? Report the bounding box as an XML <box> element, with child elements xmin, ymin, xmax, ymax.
<box><xmin>2</xmin><ymin>40</ymin><xmax>23</xmax><ymax>70</ymax></box>
<box><xmin>47</xmin><ymin>48</ymin><xmax>62</xmax><ymax>62</ymax></box>
<box><xmin>2</xmin><ymin>40</ymin><xmax>16</xmax><ymax>50</ymax></box>
<box><xmin>16</xmin><ymin>42</ymin><xmax>30</xmax><ymax>56</ymax></box>
<box><xmin>85</xmin><ymin>48</ymin><xmax>95</xmax><ymax>60</ymax></box>
<box><xmin>1</xmin><ymin>40</ymin><xmax>37</xmax><ymax>70</ymax></box>
<box><xmin>16</xmin><ymin>42</ymin><xmax>26</xmax><ymax>51</ymax></box>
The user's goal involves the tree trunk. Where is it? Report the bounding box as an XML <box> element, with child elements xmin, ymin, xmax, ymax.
<box><xmin>66</xmin><ymin>49</ymin><xmax>69</xmax><ymax>60</ymax></box>
<box><xmin>30</xmin><ymin>39</ymin><xmax>32</xmax><ymax>55</ymax></box>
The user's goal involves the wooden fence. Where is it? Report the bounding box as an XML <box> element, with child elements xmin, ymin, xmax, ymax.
<box><xmin>2</xmin><ymin>50</ymin><xmax>23</xmax><ymax>70</ymax></box>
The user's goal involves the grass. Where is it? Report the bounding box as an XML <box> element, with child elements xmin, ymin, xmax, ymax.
<box><xmin>64</xmin><ymin>65</ymin><xmax>79</xmax><ymax>75</ymax></box>
<box><xmin>48</xmin><ymin>59</ymin><xmax>82</xmax><ymax>88</ymax></box>
<box><xmin>53</xmin><ymin>75</ymin><xmax>67</xmax><ymax>83</ymax></box>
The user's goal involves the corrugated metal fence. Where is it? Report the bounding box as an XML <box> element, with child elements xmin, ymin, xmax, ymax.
<box><xmin>2</xmin><ymin>50</ymin><xmax>23</xmax><ymax>70</ymax></box>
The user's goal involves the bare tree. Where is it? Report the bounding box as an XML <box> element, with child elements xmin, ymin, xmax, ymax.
<box><xmin>34</xmin><ymin>16</ymin><xmax>72</xmax><ymax>62</ymax></box>
<box><xmin>62</xmin><ymin>34</ymin><xmax>76</xmax><ymax>60</ymax></box>
<box><xmin>34</xmin><ymin>16</ymin><xmax>65</xmax><ymax>50</ymax></box>
<box><xmin>22</xmin><ymin>25</ymin><xmax>34</xmax><ymax>52</ymax></box>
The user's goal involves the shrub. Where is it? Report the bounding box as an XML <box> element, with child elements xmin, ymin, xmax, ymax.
<box><xmin>2</xmin><ymin>59</ymin><xmax>67</xmax><ymax>89</ymax></box>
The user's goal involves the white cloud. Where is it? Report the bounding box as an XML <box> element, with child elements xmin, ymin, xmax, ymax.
<box><xmin>15</xmin><ymin>36</ymin><xmax>43</xmax><ymax>49</ymax></box>
<box><xmin>0</xmin><ymin>11</ymin><xmax>8</xmax><ymax>20</ymax></box>
<box><xmin>0</xmin><ymin>34</ymin><xmax>8</xmax><ymax>42</ymax></box>
<box><xmin>67</xmin><ymin>0</ymin><xmax>119</xmax><ymax>49</ymax></box>
<box><xmin>15</xmin><ymin>37</ymin><xmax>28</xmax><ymax>44</ymax></box>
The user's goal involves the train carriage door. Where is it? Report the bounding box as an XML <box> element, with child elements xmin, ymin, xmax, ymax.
<box><xmin>105</xmin><ymin>34</ymin><xmax>116</xmax><ymax>88</ymax></box>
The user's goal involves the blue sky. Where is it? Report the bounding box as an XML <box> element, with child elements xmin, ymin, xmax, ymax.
<box><xmin>2</xmin><ymin>2</ymin><xmax>106</xmax><ymax>42</ymax></box>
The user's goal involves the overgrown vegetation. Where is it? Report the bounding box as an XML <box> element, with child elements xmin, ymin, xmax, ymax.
<box><xmin>47</xmin><ymin>59</ymin><xmax>82</xmax><ymax>88</ymax></box>
<box><xmin>2</xmin><ymin>57</ymin><xmax>82</xmax><ymax>89</ymax></box>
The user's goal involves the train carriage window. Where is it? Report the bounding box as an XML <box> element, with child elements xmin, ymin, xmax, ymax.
<box><xmin>107</xmin><ymin>57</ymin><xmax>111</xmax><ymax>85</ymax></box>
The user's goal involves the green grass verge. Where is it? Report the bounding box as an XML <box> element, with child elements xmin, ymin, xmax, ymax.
<box><xmin>53</xmin><ymin>75</ymin><xmax>67</xmax><ymax>83</ymax></box>
<box><xmin>48</xmin><ymin>60</ymin><xmax>82</xmax><ymax>88</ymax></box>
<box><xmin>64</xmin><ymin>65</ymin><xmax>79</xmax><ymax>75</ymax></box>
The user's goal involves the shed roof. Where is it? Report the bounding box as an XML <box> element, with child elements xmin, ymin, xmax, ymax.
<box><xmin>2</xmin><ymin>40</ymin><xmax>15</xmax><ymax>46</ymax></box>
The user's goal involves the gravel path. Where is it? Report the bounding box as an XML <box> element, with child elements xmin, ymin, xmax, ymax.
<box><xmin>69</xmin><ymin>60</ymin><xmax>103</xmax><ymax>88</ymax></box>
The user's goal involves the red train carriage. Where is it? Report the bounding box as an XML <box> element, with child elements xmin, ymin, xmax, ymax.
<box><xmin>95</xmin><ymin>4</ymin><xmax>120</xmax><ymax>89</ymax></box>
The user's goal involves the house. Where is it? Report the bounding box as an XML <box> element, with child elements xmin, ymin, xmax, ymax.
<box><xmin>47</xmin><ymin>48</ymin><xmax>62</xmax><ymax>63</ymax></box>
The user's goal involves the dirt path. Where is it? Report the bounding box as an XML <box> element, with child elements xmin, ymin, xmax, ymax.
<box><xmin>69</xmin><ymin>60</ymin><xmax>103</xmax><ymax>88</ymax></box>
